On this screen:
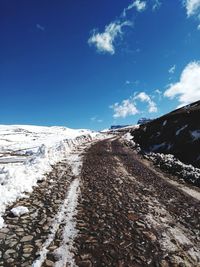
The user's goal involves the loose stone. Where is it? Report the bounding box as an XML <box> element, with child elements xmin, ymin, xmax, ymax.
<box><xmin>21</xmin><ymin>235</ymin><xmax>33</xmax><ymax>242</ymax></box>
<box><xmin>45</xmin><ymin>259</ymin><xmax>54</xmax><ymax>266</ymax></box>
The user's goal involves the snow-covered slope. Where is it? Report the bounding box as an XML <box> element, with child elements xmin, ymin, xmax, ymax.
<box><xmin>0</xmin><ymin>125</ymin><xmax>103</xmax><ymax>228</ymax></box>
<box><xmin>131</xmin><ymin>100</ymin><xmax>200</xmax><ymax>168</ymax></box>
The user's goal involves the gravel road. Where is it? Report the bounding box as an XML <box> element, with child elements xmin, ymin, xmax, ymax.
<box><xmin>74</xmin><ymin>138</ymin><xmax>200</xmax><ymax>267</ymax></box>
<box><xmin>0</xmin><ymin>137</ymin><xmax>200</xmax><ymax>267</ymax></box>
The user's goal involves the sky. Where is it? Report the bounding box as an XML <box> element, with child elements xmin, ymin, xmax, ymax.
<box><xmin>0</xmin><ymin>0</ymin><xmax>200</xmax><ymax>130</ymax></box>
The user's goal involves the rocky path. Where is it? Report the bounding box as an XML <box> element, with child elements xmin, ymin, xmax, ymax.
<box><xmin>0</xmin><ymin>138</ymin><xmax>200</xmax><ymax>267</ymax></box>
<box><xmin>0</xmin><ymin>143</ymin><xmax>87</xmax><ymax>267</ymax></box>
<box><xmin>74</xmin><ymin>138</ymin><xmax>200</xmax><ymax>267</ymax></box>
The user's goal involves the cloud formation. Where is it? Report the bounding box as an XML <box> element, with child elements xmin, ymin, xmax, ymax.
<box><xmin>88</xmin><ymin>0</ymin><xmax>149</xmax><ymax>55</ymax></box>
<box><xmin>134</xmin><ymin>92</ymin><xmax>158</xmax><ymax>113</ymax></box>
<box><xmin>184</xmin><ymin>0</ymin><xmax>200</xmax><ymax>17</ymax></box>
<box><xmin>111</xmin><ymin>99</ymin><xmax>139</xmax><ymax>118</ymax></box>
<box><xmin>152</xmin><ymin>0</ymin><xmax>162</xmax><ymax>11</ymax></box>
<box><xmin>164</xmin><ymin>61</ymin><xmax>200</xmax><ymax>107</ymax></box>
<box><xmin>88</xmin><ymin>21</ymin><xmax>132</xmax><ymax>55</ymax></box>
<box><xmin>90</xmin><ymin>117</ymin><xmax>103</xmax><ymax>123</ymax></box>
<box><xmin>168</xmin><ymin>65</ymin><xmax>176</xmax><ymax>74</ymax></box>
<box><xmin>123</xmin><ymin>0</ymin><xmax>146</xmax><ymax>16</ymax></box>
<box><xmin>110</xmin><ymin>92</ymin><xmax>157</xmax><ymax>118</ymax></box>
<box><xmin>36</xmin><ymin>24</ymin><xmax>45</xmax><ymax>31</ymax></box>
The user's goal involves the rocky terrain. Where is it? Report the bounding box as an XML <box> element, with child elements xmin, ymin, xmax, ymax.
<box><xmin>74</xmin><ymin>138</ymin><xmax>200</xmax><ymax>267</ymax></box>
<box><xmin>0</xmin><ymin>137</ymin><xmax>200</xmax><ymax>266</ymax></box>
<box><xmin>131</xmin><ymin>100</ymin><xmax>200</xmax><ymax>168</ymax></box>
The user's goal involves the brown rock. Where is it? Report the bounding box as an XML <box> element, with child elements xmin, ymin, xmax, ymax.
<box><xmin>80</xmin><ymin>253</ymin><xmax>92</xmax><ymax>261</ymax></box>
<box><xmin>21</xmin><ymin>235</ymin><xmax>33</xmax><ymax>242</ymax></box>
<box><xmin>128</xmin><ymin>211</ymin><xmax>139</xmax><ymax>221</ymax></box>
<box><xmin>160</xmin><ymin>260</ymin><xmax>170</xmax><ymax>267</ymax></box>
<box><xmin>45</xmin><ymin>259</ymin><xmax>54</xmax><ymax>266</ymax></box>
<box><xmin>143</xmin><ymin>231</ymin><xmax>157</xmax><ymax>242</ymax></box>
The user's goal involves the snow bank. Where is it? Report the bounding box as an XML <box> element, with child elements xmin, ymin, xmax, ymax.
<box><xmin>122</xmin><ymin>134</ymin><xmax>200</xmax><ymax>187</ymax></box>
<box><xmin>0</xmin><ymin>125</ymin><xmax>105</xmax><ymax>228</ymax></box>
<box><xmin>144</xmin><ymin>152</ymin><xmax>200</xmax><ymax>186</ymax></box>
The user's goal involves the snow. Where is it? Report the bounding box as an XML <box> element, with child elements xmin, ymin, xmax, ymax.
<box><xmin>0</xmin><ymin>124</ymin><xmax>105</xmax><ymax>228</ymax></box>
<box><xmin>32</xmin><ymin>178</ymin><xmax>80</xmax><ymax>267</ymax></box>
<box><xmin>108</xmin><ymin>124</ymin><xmax>139</xmax><ymax>132</ymax></box>
<box><xmin>10</xmin><ymin>206</ymin><xmax>29</xmax><ymax>217</ymax></box>
<box><xmin>32</xmin><ymin>151</ymin><xmax>83</xmax><ymax>267</ymax></box>
<box><xmin>175</xmin><ymin>125</ymin><xmax>188</xmax><ymax>136</ymax></box>
<box><xmin>145</xmin><ymin>152</ymin><xmax>200</xmax><ymax>186</ymax></box>
<box><xmin>190</xmin><ymin>129</ymin><xmax>200</xmax><ymax>141</ymax></box>
<box><xmin>162</xmin><ymin>120</ymin><xmax>167</xmax><ymax>126</ymax></box>
<box><xmin>54</xmin><ymin>178</ymin><xmax>80</xmax><ymax>267</ymax></box>
<box><xmin>123</xmin><ymin>132</ymin><xmax>133</xmax><ymax>141</ymax></box>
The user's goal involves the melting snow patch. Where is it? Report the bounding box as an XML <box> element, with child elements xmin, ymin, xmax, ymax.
<box><xmin>54</xmin><ymin>178</ymin><xmax>80</xmax><ymax>267</ymax></box>
<box><xmin>0</xmin><ymin>125</ymin><xmax>107</xmax><ymax>228</ymax></box>
<box><xmin>190</xmin><ymin>130</ymin><xmax>200</xmax><ymax>141</ymax></box>
<box><xmin>163</xmin><ymin>120</ymin><xmax>167</xmax><ymax>126</ymax></box>
<box><xmin>145</xmin><ymin>152</ymin><xmax>200</xmax><ymax>186</ymax></box>
<box><xmin>176</xmin><ymin>125</ymin><xmax>188</xmax><ymax>136</ymax></box>
<box><xmin>123</xmin><ymin>133</ymin><xmax>133</xmax><ymax>142</ymax></box>
<box><xmin>10</xmin><ymin>206</ymin><xmax>29</xmax><ymax>217</ymax></box>
<box><xmin>32</xmin><ymin>178</ymin><xmax>80</xmax><ymax>267</ymax></box>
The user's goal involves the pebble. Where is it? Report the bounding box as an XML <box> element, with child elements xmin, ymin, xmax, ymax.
<box><xmin>80</xmin><ymin>253</ymin><xmax>92</xmax><ymax>260</ymax></box>
<box><xmin>23</xmin><ymin>247</ymin><xmax>33</xmax><ymax>253</ymax></box>
<box><xmin>49</xmin><ymin>245</ymin><xmax>58</xmax><ymax>251</ymax></box>
<box><xmin>23</xmin><ymin>253</ymin><xmax>31</xmax><ymax>258</ymax></box>
<box><xmin>0</xmin><ymin>233</ymin><xmax>6</xmax><ymax>239</ymax></box>
<box><xmin>5</xmin><ymin>249</ymin><xmax>16</xmax><ymax>255</ymax></box>
<box><xmin>6</xmin><ymin>258</ymin><xmax>15</xmax><ymax>264</ymax></box>
<box><xmin>15</xmin><ymin>227</ymin><xmax>24</xmax><ymax>232</ymax></box>
<box><xmin>45</xmin><ymin>259</ymin><xmax>54</xmax><ymax>266</ymax></box>
<box><xmin>143</xmin><ymin>231</ymin><xmax>157</xmax><ymax>242</ymax></box>
<box><xmin>0</xmin><ymin>228</ymin><xmax>9</xmax><ymax>233</ymax></box>
<box><xmin>21</xmin><ymin>235</ymin><xmax>33</xmax><ymax>242</ymax></box>
<box><xmin>8</xmin><ymin>240</ymin><xmax>18</xmax><ymax>248</ymax></box>
<box><xmin>78</xmin><ymin>260</ymin><xmax>93</xmax><ymax>267</ymax></box>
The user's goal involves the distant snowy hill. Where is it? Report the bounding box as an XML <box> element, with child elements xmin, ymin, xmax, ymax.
<box><xmin>131</xmin><ymin>100</ymin><xmax>200</xmax><ymax>168</ymax></box>
<box><xmin>0</xmin><ymin>125</ymin><xmax>102</xmax><ymax>228</ymax></box>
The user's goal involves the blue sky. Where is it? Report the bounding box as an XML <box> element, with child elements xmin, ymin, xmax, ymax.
<box><xmin>0</xmin><ymin>0</ymin><xmax>200</xmax><ymax>130</ymax></box>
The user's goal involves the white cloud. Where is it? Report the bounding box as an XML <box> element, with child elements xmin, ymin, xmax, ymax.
<box><xmin>152</xmin><ymin>0</ymin><xmax>162</xmax><ymax>11</ymax></box>
<box><xmin>111</xmin><ymin>99</ymin><xmax>139</xmax><ymax>118</ymax></box>
<box><xmin>90</xmin><ymin>117</ymin><xmax>103</xmax><ymax>123</ymax></box>
<box><xmin>36</xmin><ymin>24</ymin><xmax>45</xmax><ymax>31</ymax></box>
<box><xmin>132</xmin><ymin>0</ymin><xmax>147</xmax><ymax>12</ymax></box>
<box><xmin>197</xmin><ymin>23</ymin><xmax>200</xmax><ymax>29</ymax></box>
<box><xmin>154</xmin><ymin>89</ymin><xmax>162</xmax><ymax>100</ymax></box>
<box><xmin>134</xmin><ymin>92</ymin><xmax>158</xmax><ymax>113</ymax></box>
<box><xmin>110</xmin><ymin>92</ymin><xmax>157</xmax><ymax>118</ymax></box>
<box><xmin>168</xmin><ymin>65</ymin><xmax>176</xmax><ymax>74</ymax></box>
<box><xmin>184</xmin><ymin>0</ymin><xmax>200</xmax><ymax>17</ymax></box>
<box><xmin>164</xmin><ymin>61</ymin><xmax>200</xmax><ymax>107</ymax></box>
<box><xmin>155</xmin><ymin>89</ymin><xmax>162</xmax><ymax>95</ymax></box>
<box><xmin>88</xmin><ymin>21</ymin><xmax>132</xmax><ymax>55</ymax></box>
<box><xmin>123</xmin><ymin>0</ymin><xmax>146</xmax><ymax>16</ymax></box>
<box><xmin>88</xmin><ymin>0</ymin><xmax>151</xmax><ymax>55</ymax></box>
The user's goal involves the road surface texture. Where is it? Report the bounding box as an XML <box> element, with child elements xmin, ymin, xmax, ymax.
<box><xmin>74</xmin><ymin>138</ymin><xmax>200</xmax><ymax>267</ymax></box>
<box><xmin>0</xmin><ymin>137</ymin><xmax>200</xmax><ymax>267</ymax></box>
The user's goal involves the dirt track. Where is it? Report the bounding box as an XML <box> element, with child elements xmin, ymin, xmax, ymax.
<box><xmin>74</xmin><ymin>138</ymin><xmax>200</xmax><ymax>267</ymax></box>
<box><xmin>0</xmin><ymin>137</ymin><xmax>200</xmax><ymax>267</ymax></box>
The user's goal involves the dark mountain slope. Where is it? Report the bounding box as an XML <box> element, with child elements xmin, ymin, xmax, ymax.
<box><xmin>131</xmin><ymin>100</ymin><xmax>200</xmax><ymax>168</ymax></box>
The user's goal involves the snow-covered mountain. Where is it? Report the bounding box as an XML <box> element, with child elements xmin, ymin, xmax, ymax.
<box><xmin>0</xmin><ymin>125</ymin><xmax>102</xmax><ymax>228</ymax></box>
